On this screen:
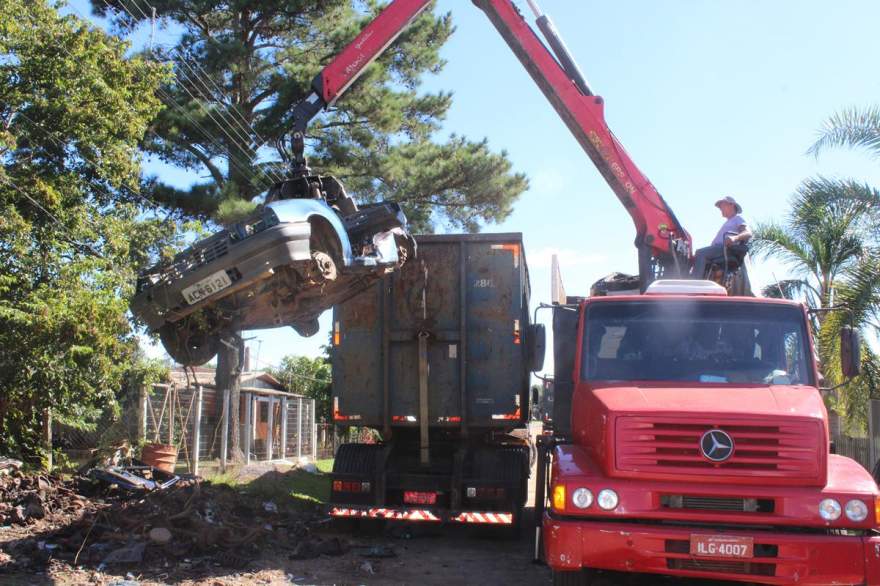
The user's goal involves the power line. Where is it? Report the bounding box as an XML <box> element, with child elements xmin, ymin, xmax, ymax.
<box><xmin>113</xmin><ymin>0</ymin><xmax>286</xmax><ymax>185</ymax></box>
<box><xmin>14</xmin><ymin>111</ymin><xmax>165</xmax><ymax>212</ymax></box>
<box><xmin>44</xmin><ymin>3</ymin><xmax>273</xmax><ymax>196</ymax></box>
<box><xmin>0</xmin><ymin>176</ymin><xmax>105</xmax><ymax>259</ymax></box>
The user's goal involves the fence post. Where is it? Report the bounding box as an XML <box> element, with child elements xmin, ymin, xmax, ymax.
<box><xmin>297</xmin><ymin>397</ymin><xmax>303</xmax><ymax>460</ymax></box>
<box><xmin>266</xmin><ymin>397</ymin><xmax>274</xmax><ymax>461</ymax></box>
<box><xmin>167</xmin><ymin>385</ymin><xmax>175</xmax><ymax>446</ymax></box>
<box><xmin>43</xmin><ymin>408</ymin><xmax>52</xmax><ymax>472</ymax></box>
<box><xmin>220</xmin><ymin>387</ymin><xmax>230</xmax><ymax>472</ymax></box>
<box><xmin>244</xmin><ymin>392</ymin><xmax>252</xmax><ymax>465</ymax></box>
<box><xmin>280</xmin><ymin>398</ymin><xmax>289</xmax><ymax>460</ymax></box>
<box><xmin>137</xmin><ymin>384</ymin><xmax>148</xmax><ymax>444</ymax></box>
<box><xmin>192</xmin><ymin>385</ymin><xmax>203</xmax><ymax>476</ymax></box>
<box><xmin>312</xmin><ymin>399</ymin><xmax>317</xmax><ymax>461</ymax></box>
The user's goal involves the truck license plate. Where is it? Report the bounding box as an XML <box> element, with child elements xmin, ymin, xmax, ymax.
<box><xmin>690</xmin><ymin>534</ymin><xmax>753</xmax><ymax>558</ymax></box>
<box><xmin>182</xmin><ymin>270</ymin><xmax>232</xmax><ymax>305</ymax></box>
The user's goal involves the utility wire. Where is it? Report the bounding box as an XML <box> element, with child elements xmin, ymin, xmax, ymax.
<box><xmin>0</xmin><ymin>176</ymin><xmax>105</xmax><ymax>259</ymax></box>
<box><xmin>46</xmin><ymin>3</ymin><xmax>274</xmax><ymax>196</ymax></box>
<box><xmin>120</xmin><ymin>0</ymin><xmax>278</xmax><ymax>159</ymax></box>
<box><xmin>84</xmin><ymin>0</ymin><xmax>280</xmax><ymax>192</ymax></box>
<box><xmin>116</xmin><ymin>0</ymin><xmax>286</xmax><ymax>185</ymax></box>
<box><xmin>14</xmin><ymin>111</ymin><xmax>165</xmax><ymax>212</ymax></box>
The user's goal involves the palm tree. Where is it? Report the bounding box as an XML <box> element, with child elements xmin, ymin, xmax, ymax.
<box><xmin>752</xmin><ymin>176</ymin><xmax>879</xmax><ymax>433</ymax></box>
<box><xmin>752</xmin><ymin>176</ymin><xmax>875</xmax><ymax>311</ymax></box>
<box><xmin>777</xmin><ymin>104</ymin><xmax>880</xmax><ymax>433</ymax></box>
<box><xmin>808</xmin><ymin>105</ymin><xmax>880</xmax><ymax>160</ymax></box>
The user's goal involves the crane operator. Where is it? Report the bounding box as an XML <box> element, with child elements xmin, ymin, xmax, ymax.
<box><xmin>691</xmin><ymin>196</ymin><xmax>753</xmax><ymax>278</ymax></box>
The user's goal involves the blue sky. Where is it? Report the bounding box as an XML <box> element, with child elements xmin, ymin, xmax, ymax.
<box><xmin>65</xmin><ymin>0</ymin><xmax>880</xmax><ymax>373</ymax></box>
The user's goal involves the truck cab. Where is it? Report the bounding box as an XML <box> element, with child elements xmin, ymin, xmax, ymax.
<box><xmin>545</xmin><ymin>281</ymin><xmax>880</xmax><ymax>585</ymax></box>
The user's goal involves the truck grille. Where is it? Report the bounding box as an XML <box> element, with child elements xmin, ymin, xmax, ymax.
<box><xmin>660</xmin><ymin>494</ymin><xmax>774</xmax><ymax>513</ymax></box>
<box><xmin>667</xmin><ymin>558</ymin><xmax>776</xmax><ymax>576</ymax></box>
<box><xmin>616</xmin><ymin>416</ymin><xmax>822</xmax><ymax>482</ymax></box>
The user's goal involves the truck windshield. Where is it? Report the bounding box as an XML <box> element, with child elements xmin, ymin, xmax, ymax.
<box><xmin>582</xmin><ymin>300</ymin><xmax>814</xmax><ymax>385</ymax></box>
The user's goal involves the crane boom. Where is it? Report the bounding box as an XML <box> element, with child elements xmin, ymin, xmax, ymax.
<box><xmin>288</xmin><ymin>0</ymin><xmax>693</xmax><ymax>286</ymax></box>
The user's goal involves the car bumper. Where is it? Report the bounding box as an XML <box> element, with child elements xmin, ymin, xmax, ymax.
<box><xmin>543</xmin><ymin>514</ymin><xmax>880</xmax><ymax>585</ymax></box>
<box><xmin>131</xmin><ymin>223</ymin><xmax>314</xmax><ymax>331</ymax></box>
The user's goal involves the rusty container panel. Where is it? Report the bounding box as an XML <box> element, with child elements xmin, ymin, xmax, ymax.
<box><xmin>332</xmin><ymin>233</ymin><xmax>531</xmax><ymax>431</ymax></box>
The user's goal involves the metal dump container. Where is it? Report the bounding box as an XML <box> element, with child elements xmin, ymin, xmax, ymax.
<box><xmin>332</xmin><ymin>233</ymin><xmax>533</xmax><ymax>432</ymax></box>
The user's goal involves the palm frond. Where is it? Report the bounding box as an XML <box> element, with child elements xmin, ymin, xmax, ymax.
<box><xmin>808</xmin><ymin>105</ymin><xmax>880</xmax><ymax>159</ymax></box>
<box><xmin>751</xmin><ymin>222</ymin><xmax>815</xmax><ymax>274</ymax></box>
<box><xmin>761</xmin><ymin>278</ymin><xmax>810</xmax><ymax>300</ymax></box>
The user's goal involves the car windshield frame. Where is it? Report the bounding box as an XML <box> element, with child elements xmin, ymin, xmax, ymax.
<box><xmin>580</xmin><ymin>299</ymin><xmax>815</xmax><ymax>386</ymax></box>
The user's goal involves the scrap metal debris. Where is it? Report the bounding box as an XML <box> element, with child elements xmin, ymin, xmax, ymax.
<box><xmin>85</xmin><ymin>462</ymin><xmax>180</xmax><ymax>494</ymax></box>
<box><xmin>0</xmin><ymin>470</ymin><xmax>331</xmax><ymax>579</ymax></box>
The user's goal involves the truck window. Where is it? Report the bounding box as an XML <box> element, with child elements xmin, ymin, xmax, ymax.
<box><xmin>582</xmin><ymin>300</ymin><xmax>814</xmax><ymax>385</ymax></box>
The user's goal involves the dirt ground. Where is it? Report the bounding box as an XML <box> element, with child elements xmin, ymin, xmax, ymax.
<box><xmin>0</xmin><ymin>424</ymin><xmax>741</xmax><ymax>585</ymax></box>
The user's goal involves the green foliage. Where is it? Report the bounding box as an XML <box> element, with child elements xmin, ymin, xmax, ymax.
<box><xmin>808</xmin><ymin>105</ymin><xmax>880</xmax><ymax>159</ymax></box>
<box><xmin>753</xmin><ymin>177</ymin><xmax>876</xmax><ymax>309</ymax></box>
<box><xmin>759</xmin><ymin>106</ymin><xmax>880</xmax><ymax>431</ymax></box>
<box><xmin>93</xmin><ymin>0</ymin><xmax>528</xmax><ymax>231</ymax></box>
<box><xmin>0</xmin><ymin>0</ymin><xmax>169</xmax><ymax>460</ymax></box>
<box><xmin>273</xmin><ymin>355</ymin><xmax>332</xmax><ymax>422</ymax></box>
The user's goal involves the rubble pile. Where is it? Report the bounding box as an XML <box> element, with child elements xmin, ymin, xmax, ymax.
<box><xmin>0</xmin><ymin>470</ymin><xmax>324</xmax><ymax>577</ymax></box>
<box><xmin>0</xmin><ymin>471</ymin><xmax>89</xmax><ymax>527</ymax></box>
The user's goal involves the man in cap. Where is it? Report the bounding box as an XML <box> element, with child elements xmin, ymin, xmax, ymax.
<box><xmin>691</xmin><ymin>196</ymin><xmax>753</xmax><ymax>278</ymax></box>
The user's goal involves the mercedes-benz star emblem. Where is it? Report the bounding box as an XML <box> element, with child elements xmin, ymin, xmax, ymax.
<box><xmin>700</xmin><ymin>429</ymin><xmax>734</xmax><ymax>462</ymax></box>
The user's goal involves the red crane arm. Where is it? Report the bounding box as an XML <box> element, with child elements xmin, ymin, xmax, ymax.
<box><xmin>289</xmin><ymin>0</ymin><xmax>692</xmax><ymax>283</ymax></box>
<box><xmin>289</xmin><ymin>0</ymin><xmax>432</xmax><ymax>164</ymax></box>
<box><xmin>473</xmin><ymin>0</ymin><xmax>692</xmax><ymax>280</ymax></box>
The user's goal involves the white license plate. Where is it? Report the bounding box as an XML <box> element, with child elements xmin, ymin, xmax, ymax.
<box><xmin>182</xmin><ymin>270</ymin><xmax>232</xmax><ymax>305</ymax></box>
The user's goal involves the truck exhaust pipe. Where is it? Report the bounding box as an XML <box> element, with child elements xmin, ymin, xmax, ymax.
<box><xmin>525</xmin><ymin>0</ymin><xmax>593</xmax><ymax>96</ymax></box>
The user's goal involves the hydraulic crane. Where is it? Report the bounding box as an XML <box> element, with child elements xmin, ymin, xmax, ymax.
<box><xmin>284</xmin><ymin>0</ymin><xmax>693</xmax><ymax>288</ymax></box>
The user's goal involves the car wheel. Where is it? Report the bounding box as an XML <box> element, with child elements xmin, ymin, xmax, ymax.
<box><xmin>292</xmin><ymin>318</ymin><xmax>320</xmax><ymax>338</ymax></box>
<box><xmin>311</xmin><ymin>250</ymin><xmax>337</xmax><ymax>281</ymax></box>
<box><xmin>158</xmin><ymin>318</ymin><xmax>219</xmax><ymax>366</ymax></box>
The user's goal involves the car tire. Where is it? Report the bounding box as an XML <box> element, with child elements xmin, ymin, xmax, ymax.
<box><xmin>293</xmin><ymin>318</ymin><xmax>320</xmax><ymax>338</ymax></box>
<box><xmin>158</xmin><ymin>318</ymin><xmax>219</xmax><ymax>366</ymax></box>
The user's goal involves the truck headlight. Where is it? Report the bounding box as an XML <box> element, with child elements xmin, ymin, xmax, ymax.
<box><xmin>819</xmin><ymin>498</ymin><xmax>841</xmax><ymax>521</ymax></box>
<box><xmin>572</xmin><ymin>488</ymin><xmax>593</xmax><ymax>509</ymax></box>
<box><xmin>845</xmin><ymin>499</ymin><xmax>868</xmax><ymax>522</ymax></box>
<box><xmin>597</xmin><ymin>489</ymin><xmax>619</xmax><ymax>510</ymax></box>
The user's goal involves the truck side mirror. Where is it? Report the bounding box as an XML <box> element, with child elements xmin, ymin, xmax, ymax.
<box><xmin>840</xmin><ymin>326</ymin><xmax>861</xmax><ymax>379</ymax></box>
<box><xmin>528</xmin><ymin>323</ymin><xmax>546</xmax><ymax>372</ymax></box>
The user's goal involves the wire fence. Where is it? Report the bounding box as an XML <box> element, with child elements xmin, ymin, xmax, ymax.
<box><xmin>314</xmin><ymin>424</ymin><xmax>380</xmax><ymax>460</ymax></box>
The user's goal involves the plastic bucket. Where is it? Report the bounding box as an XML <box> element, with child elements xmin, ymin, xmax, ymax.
<box><xmin>141</xmin><ymin>443</ymin><xmax>178</xmax><ymax>473</ymax></box>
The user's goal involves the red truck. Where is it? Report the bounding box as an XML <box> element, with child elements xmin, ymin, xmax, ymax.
<box><xmin>223</xmin><ymin>0</ymin><xmax>879</xmax><ymax>582</ymax></box>
<box><xmin>540</xmin><ymin>280</ymin><xmax>878</xmax><ymax>585</ymax></box>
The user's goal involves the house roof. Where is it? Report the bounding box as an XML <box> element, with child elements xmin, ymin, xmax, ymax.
<box><xmin>168</xmin><ymin>367</ymin><xmax>286</xmax><ymax>392</ymax></box>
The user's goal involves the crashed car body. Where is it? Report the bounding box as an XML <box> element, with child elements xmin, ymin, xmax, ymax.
<box><xmin>131</xmin><ymin>189</ymin><xmax>414</xmax><ymax>365</ymax></box>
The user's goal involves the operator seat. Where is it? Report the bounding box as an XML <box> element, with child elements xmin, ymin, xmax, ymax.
<box><xmin>704</xmin><ymin>235</ymin><xmax>753</xmax><ymax>297</ymax></box>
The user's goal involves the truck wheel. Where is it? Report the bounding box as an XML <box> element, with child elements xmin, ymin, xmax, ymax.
<box><xmin>552</xmin><ymin>569</ymin><xmax>591</xmax><ymax>586</ymax></box>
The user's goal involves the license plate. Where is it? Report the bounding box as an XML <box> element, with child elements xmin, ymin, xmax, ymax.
<box><xmin>182</xmin><ymin>270</ymin><xmax>232</xmax><ymax>305</ymax></box>
<box><xmin>690</xmin><ymin>534</ymin><xmax>754</xmax><ymax>558</ymax></box>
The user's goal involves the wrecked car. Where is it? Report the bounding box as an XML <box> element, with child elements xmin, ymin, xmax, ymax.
<box><xmin>130</xmin><ymin>175</ymin><xmax>414</xmax><ymax>365</ymax></box>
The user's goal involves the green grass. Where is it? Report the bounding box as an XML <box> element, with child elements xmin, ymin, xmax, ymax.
<box><xmin>204</xmin><ymin>459</ymin><xmax>335</xmax><ymax>508</ymax></box>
